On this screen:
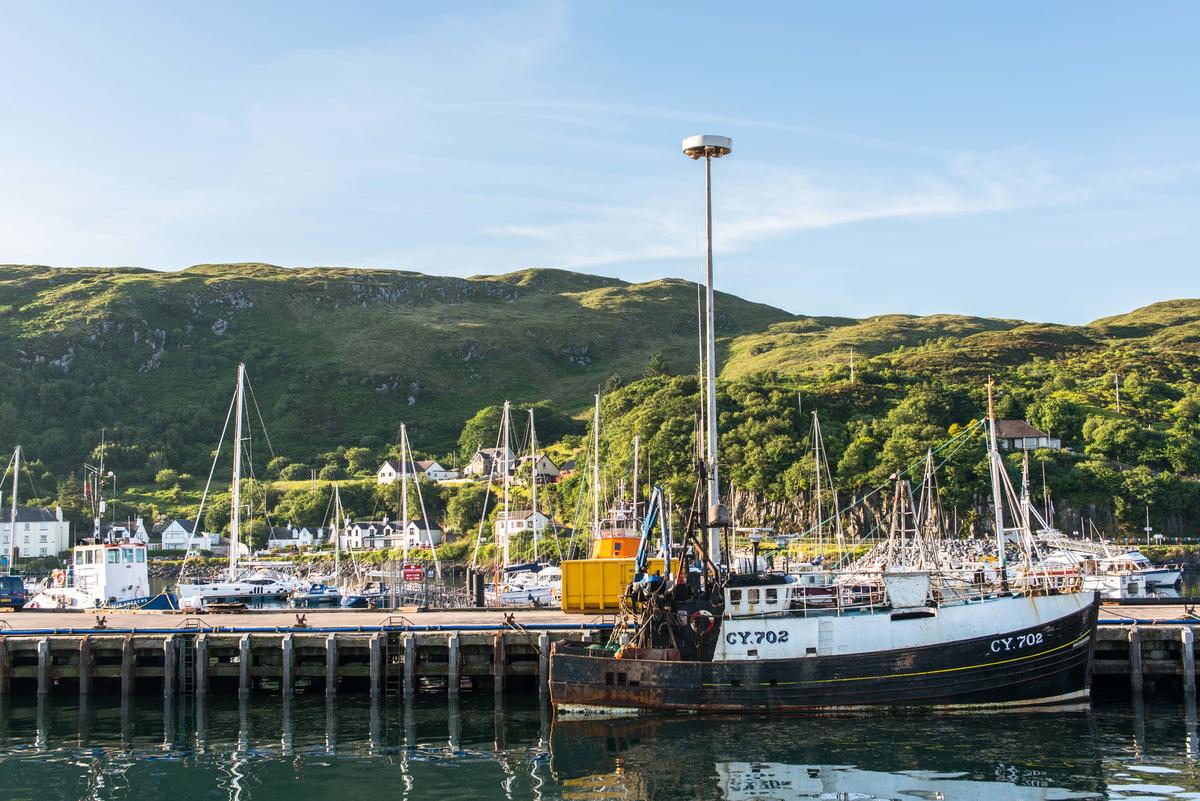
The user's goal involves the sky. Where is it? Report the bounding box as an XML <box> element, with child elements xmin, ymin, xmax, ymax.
<box><xmin>1</xmin><ymin>1</ymin><xmax>1197</xmax><ymax>323</ymax></box>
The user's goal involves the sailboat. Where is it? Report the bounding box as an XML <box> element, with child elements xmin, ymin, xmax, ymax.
<box><xmin>176</xmin><ymin>364</ymin><xmax>302</xmax><ymax>606</ymax></box>
<box><xmin>487</xmin><ymin>403</ymin><xmax>562</xmax><ymax>606</ymax></box>
<box><xmin>548</xmin><ymin>135</ymin><xmax>1099</xmax><ymax>714</ymax></box>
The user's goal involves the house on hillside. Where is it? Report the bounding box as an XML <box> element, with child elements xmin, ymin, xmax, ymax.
<box><xmin>515</xmin><ymin>453</ymin><xmax>560</xmax><ymax>482</ymax></box>
<box><xmin>154</xmin><ymin>518</ymin><xmax>218</xmax><ymax>551</ymax></box>
<box><xmin>98</xmin><ymin>518</ymin><xmax>150</xmax><ymax>545</ymax></box>
<box><xmin>0</xmin><ymin>505</ymin><xmax>71</xmax><ymax>558</ymax></box>
<box><xmin>494</xmin><ymin>509</ymin><xmax>552</xmax><ymax>545</ymax></box>
<box><xmin>556</xmin><ymin>459</ymin><xmax>577</xmax><ymax>482</ymax></box>
<box><xmin>377</xmin><ymin>459</ymin><xmax>458</xmax><ymax>484</ymax></box>
<box><xmin>463</xmin><ymin>447</ymin><xmax>516</xmax><ymax>478</ymax></box>
<box><xmin>267</xmin><ymin>524</ymin><xmax>328</xmax><ymax>550</ymax></box>
<box><xmin>995</xmin><ymin>420</ymin><xmax>1062</xmax><ymax>452</ymax></box>
<box><xmin>340</xmin><ymin>519</ymin><xmax>400</xmax><ymax>550</ymax></box>
<box><xmin>401</xmin><ymin>519</ymin><xmax>444</xmax><ymax>549</ymax></box>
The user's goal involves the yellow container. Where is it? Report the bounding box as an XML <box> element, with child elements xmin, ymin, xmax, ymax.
<box><xmin>559</xmin><ymin>557</ymin><xmax>672</xmax><ymax>613</ymax></box>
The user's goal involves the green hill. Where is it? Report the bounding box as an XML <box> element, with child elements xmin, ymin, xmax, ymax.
<box><xmin>2</xmin><ymin>264</ymin><xmax>1198</xmax><ymax>543</ymax></box>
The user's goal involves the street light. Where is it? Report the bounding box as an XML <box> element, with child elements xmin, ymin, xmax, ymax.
<box><xmin>682</xmin><ymin>134</ymin><xmax>733</xmax><ymax>564</ymax></box>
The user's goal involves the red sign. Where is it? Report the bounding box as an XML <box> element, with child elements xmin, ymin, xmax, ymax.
<box><xmin>402</xmin><ymin>565</ymin><xmax>424</xmax><ymax>582</ymax></box>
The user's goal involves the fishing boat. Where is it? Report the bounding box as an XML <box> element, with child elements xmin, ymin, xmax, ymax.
<box><xmin>27</xmin><ymin>539</ymin><xmax>176</xmax><ymax>610</ymax></box>
<box><xmin>547</xmin><ymin>134</ymin><xmax>1099</xmax><ymax>715</ymax></box>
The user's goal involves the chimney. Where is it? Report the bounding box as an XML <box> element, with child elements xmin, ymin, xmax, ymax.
<box><xmin>56</xmin><ymin>506</ymin><xmax>64</xmax><ymax>522</ymax></box>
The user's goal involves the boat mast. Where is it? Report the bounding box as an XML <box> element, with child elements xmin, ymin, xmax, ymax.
<box><xmin>592</xmin><ymin>393</ymin><xmax>600</xmax><ymax>536</ymax></box>
<box><xmin>333</xmin><ymin>483</ymin><xmax>341</xmax><ymax>581</ymax></box>
<box><xmin>501</xmin><ymin>400</ymin><xmax>511</xmax><ymax>566</ymax></box>
<box><xmin>529</xmin><ymin>408</ymin><xmax>539</xmax><ymax>563</ymax></box>
<box><xmin>986</xmin><ymin>378</ymin><xmax>1007</xmax><ymax>588</ymax></box>
<box><xmin>7</xmin><ymin>446</ymin><xmax>19</xmax><ymax>572</ymax></box>
<box><xmin>229</xmin><ymin>363</ymin><xmax>246</xmax><ymax>575</ymax></box>
<box><xmin>813</xmin><ymin>412</ymin><xmax>823</xmax><ymax>558</ymax></box>
<box><xmin>632</xmin><ymin>434</ymin><xmax>640</xmax><ymax>523</ymax></box>
<box><xmin>400</xmin><ymin>422</ymin><xmax>410</xmax><ymax>562</ymax></box>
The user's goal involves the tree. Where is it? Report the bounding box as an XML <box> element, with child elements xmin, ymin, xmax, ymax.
<box><xmin>155</xmin><ymin>468</ymin><xmax>180</xmax><ymax>486</ymax></box>
<box><xmin>344</xmin><ymin>447</ymin><xmax>375</xmax><ymax>476</ymax></box>
<box><xmin>318</xmin><ymin>464</ymin><xmax>346</xmax><ymax>481</ymax></box>
<box><xmin>643</xmin><ymin>352</ymin><xmax>668</xmax><ymax>379</ymax></box>
<box><xmin>266</xmin><ymin>455</ymin><xmax>290</xmax><ymax>478</ymax></box>
<box><xmin>279</xmin><ymin>463</ymin><xmax>309</xmax><ymax>481</ymax></box>
<box><xmin>444</xmin><ymin>484</ymin><xmax>488</xmax><ymax>535</ymax></box>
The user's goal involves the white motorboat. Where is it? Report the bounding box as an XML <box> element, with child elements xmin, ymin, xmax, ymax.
<box><xmin>489</xmin><ymin>565</ymin><xmax>561</xmax><ymax>606</ymax></box>
<box><xmin>178</xmin><ymin>568</ymin><xmax>302</xmax><ymax>605</ymax></box>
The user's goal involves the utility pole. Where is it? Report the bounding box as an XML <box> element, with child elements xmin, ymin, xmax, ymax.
<box><xmin>849</xmin><ymin>347</ymin><xmax>856</xmax><ymax>383</ymax></box>
<box><xmin>1115</xmin><ymin>375</ymin><xmax>1122</xmax><ymax>414</ymax></box>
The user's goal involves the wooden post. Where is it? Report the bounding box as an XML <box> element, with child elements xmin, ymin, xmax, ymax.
<box><xmin>162</xmin><ymin>636</ymin><xmax>175</xmax><ymax>699</ymax></box>
<box><xmin>79</xmin><ymin>637</ymin><xmax>92</xmax><ymax>699</ymax></box>
<box><xmin>447</xmin><ymin>634</ymin><xmax>460</xmax><ymax>696</ymax></box>
<box><xmin>493</xmin><ymin>632</ymin><xmax>505</xmax><ymax>696</ymax></box>
<box><xmin>281</xmin><ymin>634</ymin><xmax>294</xmax><ymax>698</ymax></box>
<box><xmin>121</xmin><ymin>635</ymin><xmax>135</xmax><ymax>698</ymax></box>
<box><xmin>36</xmin><ymin>637</ymin><xmax>50</xmax><ymax>697</ymax></box>
<box><xmin>1129</xmin><ymin>626</ymin><xmax>1144</xmax><ymax>698</ymax></box>
<box><xmin>0</xmin><ymin>637</ymin><xmax>9</xmax><ymax>697</ymax></box>
<box><xmin>238</xmin><ymin>635</ymin><xmax>251</xmax><ymax>699</ymax></box>
<box><xmin>369</xmin><ymin>634</ymin><xmax>382</xmax><ymax>698</ymax></box>
<box><xmin>195</xmin><ymin>634</ymin><xmax>209</xmax><ymax>696</ymax></box>
<box><xmin>538</xmin><ymin>633</ymin><xmax>550</xmax><ymax>694</ymax></box>
<box><xmin>1183</xmin><ymin>628</ymin><xmax>1196</xmax><ymax>697</ymax></box>
<box><xmin>403</xmin><ymin>634</ymin><xmax>415</xmax><ymax>697</ymax></box>
<box><xmin>325</xmin><ymin>635</ymin><xmax>337</xmax><ymax>697</ymax></box>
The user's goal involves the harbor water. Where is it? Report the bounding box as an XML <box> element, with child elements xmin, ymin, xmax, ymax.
<box><xmin>2</xmin><ymin>694</ymin><xmax>1200</xmax><ymax>799</ymax></box>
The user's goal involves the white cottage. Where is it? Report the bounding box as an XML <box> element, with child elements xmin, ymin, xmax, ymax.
<box><xmin>0</xmin><ymin>505</ymin><xmax>72</xmax><ymax>558</ymax></box>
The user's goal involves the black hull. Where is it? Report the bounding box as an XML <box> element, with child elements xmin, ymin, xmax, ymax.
<box><xmin>550</xmin><ymin>597</ymin><xmax>1099</xmax><ymax>713</ymax></box>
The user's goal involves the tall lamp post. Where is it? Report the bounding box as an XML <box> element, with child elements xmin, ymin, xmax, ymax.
<box><xmin>682</xmin><ymin>134</ymin><xmax>733</xmax><ymax>563</ymax></box>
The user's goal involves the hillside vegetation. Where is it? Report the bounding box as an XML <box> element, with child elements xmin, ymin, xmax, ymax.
<box><xmin>2</xmin><ymin>264</ymin><xmax>1198</xmax><ymax>546</ymax></box>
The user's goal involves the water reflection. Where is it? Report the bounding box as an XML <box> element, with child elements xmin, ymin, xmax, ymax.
<box><xmin>0</xmin><ymin>695</ymin><xmax>1198</xmax><ymax>800</ymax></box>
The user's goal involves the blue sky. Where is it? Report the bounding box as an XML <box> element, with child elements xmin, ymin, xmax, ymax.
<box><xmin>2</xmin><ymin>2</ymin><xmax>1196</xmax><ymax>323</ymax></box>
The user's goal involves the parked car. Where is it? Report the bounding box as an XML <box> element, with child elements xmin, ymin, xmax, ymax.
<box><xmin>0</xmin><ymin>575</ymin><xmax>27</xmax><ymax>609</ymax></box>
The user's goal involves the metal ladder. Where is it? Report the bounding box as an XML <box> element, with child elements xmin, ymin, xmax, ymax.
<box><xmin>383</xmin><ymin>632</ymin><xmax>404</xmax><ymax>695</ymax></box>
<box><xmin>178</xmin><ymin>636</ymin><xmax>196</xmax><ymax>695</ymax></box>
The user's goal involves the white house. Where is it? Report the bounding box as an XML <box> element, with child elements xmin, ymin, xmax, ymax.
<box><xmin>463</xmin><ymin>447</ymin><xmax>516</xmax><ymax>478</ymax></box>
<box><xmin>402</xmin><ymin>519</ymin><xmax>444</xmax><ymax>549</ymax></box>
<box><xmin>378</xmin><ymin>458</ymin><xmax>458</xmax><ymax>484</ymax></box>
<box><xmin>494</xmin><ymin>509</ymin><xmax>552</xmax><ymax>546</ymax></box>
<box><xmin>0</xmin><ymin>505</ymin><xmax>71</xmax><ymax>559</ymax></box>
<box><xmin>995</xmin><ymin>420</ymin><xmax>1063</xmax><ymax>452</ymax></box>
<box><xmin>267</xmin><ymin>524</ymin><xmax>328</xmax><ymax>550</ymax></box>
<box><xmin>154</xmin><ymin>519</ymin><xmax>218</xmax><ymax>552</ymax></box>
<box><xmin>515</xmin><ymin>453</ymin><xmax>560</xmax><ymax>482</ymax></box>
<box><xmin>339</xmin><ymin>519</ymin><xmax>442</xmax><ymax>550</ymax></box>
<box><xmin>99</xmin><ymin>518</ymin><xmax>150</xmax><ymax>545</ymax></box>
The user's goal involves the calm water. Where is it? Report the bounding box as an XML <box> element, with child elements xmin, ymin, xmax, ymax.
<box><xmin>2</xmin><ymin>693</ymin><xmax>1200</xmax><ymax>800</ymax></box>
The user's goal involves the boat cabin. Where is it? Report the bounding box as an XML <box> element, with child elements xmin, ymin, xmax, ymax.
<box><xmin>72</xmin><ymin>541</ymin><xmax>151</xmax><ymax>604</ymax></box>
<box><xmin>589</xmin><ymin>503</ymin><xmax>642</xmax><ymax>559</ymax></box>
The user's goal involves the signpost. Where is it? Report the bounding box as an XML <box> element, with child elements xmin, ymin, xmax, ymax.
<box><xmin>402</xmin><ymin>564</ymin><xmax>423</xmax><ymax>583</ymax></box>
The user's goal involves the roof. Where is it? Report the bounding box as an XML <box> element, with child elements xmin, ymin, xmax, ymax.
<box><xmin>378</xmin><ymin>459</ymin><xmax>401</xmax><ymax>472</ymax></box>
<box><xmin>2</xmin><ymin>506</ymin><xmax>58</xmax><ymax>523</ymax></box>
<box><xmin>495</xmin><ymin>509</ymin><xmax>544</xmax><ymax>521</ymax></box>
<box><xmin>405</xmin><ymin>519</ymin><xmax>442</xmax><ymax>532</ymax></box>
<box><xmin>559</xmin><ymin>459</ymin><xmax>577</xmax><ymax>471</ymax></box>
<box><xmin>269</xmin><ymin>526</ymin><xmax>300</xmax><ymax>540</ymax></box>
<box><xmin>414</xmin><ymin>459</ymin><xmax>440</xmax><ymax>471</ymax></box>
<box><xmin>995</xmin><ymin>420</ymin><xmax>1050</xmax><ymax>439</ymax></box>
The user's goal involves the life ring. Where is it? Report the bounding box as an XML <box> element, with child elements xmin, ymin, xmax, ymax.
<box><xmin>689</xmin><ymin>610</ymin><xmax>716</xmax><ymax>637</ymax></box>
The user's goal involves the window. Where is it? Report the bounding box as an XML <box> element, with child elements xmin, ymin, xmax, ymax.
<box><xmin>39</xmin><ymin>535</ymin><xmax>47</xmax><ymax>543</ymax></box>
<box><xmin>729</xmin><ymin>589</ymin><xmax>742</xmax><ymax>603</ymax></box>
<box><xmin>136</xmin><ymin>550</ymin><xmax>145</xmax><ymax>563</ymax></box>
<box><xmin>748</xmin><ymin>589</ymin><xmax>760</xmax><ymax>604</ymax></box>
<box><xmin>123</xmin><ymin>548</ymin><xmax>134</xmax><ymax>563</ymax></box>
<box><xmin>22</xmin><ymin>523</ymin><xmax>29</xmax><ymax>531</ymax></box>
<box><xmin>39</xmin><ymin>548</ymin><xmax>47</xmax><ymax>556</ymax></box>
<box><xmin>107</xmin><ymin>550</ymin><xmax>119</xmax><ymax>564</ymax></box>
<box><xmin>765</xmin><ymin>588</ymin><xmax>778</xmax><ymax>604</ymax></box>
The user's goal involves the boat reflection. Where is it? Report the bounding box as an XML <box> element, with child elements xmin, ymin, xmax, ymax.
<box><xmin>550</xmin><ymin>715</ymin><xmax>1106</xmax><ymax>801</ymax></box>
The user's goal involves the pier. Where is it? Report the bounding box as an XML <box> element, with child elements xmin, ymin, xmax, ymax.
<box><xmin>1</xmin><ymin>604</ymin><xmax>1199</xmax><ymax>701</ymax></box>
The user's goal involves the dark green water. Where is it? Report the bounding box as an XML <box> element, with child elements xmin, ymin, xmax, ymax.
<box><xmin>2</xmin><ymin>693</ymin><xmax>1200</xmax><ymax>800</ymax></box>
